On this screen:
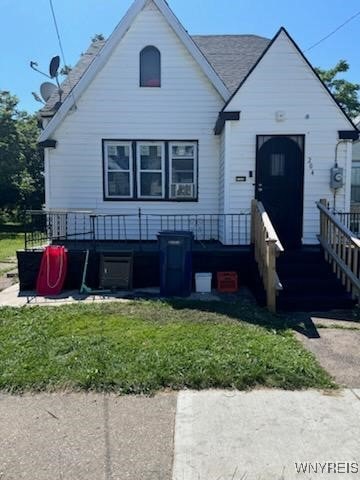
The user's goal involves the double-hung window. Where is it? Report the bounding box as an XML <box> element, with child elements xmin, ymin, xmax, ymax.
<box><xmin>169</xmin><ymin>142</ymin><xmax>197</xmax><ymax>199</ymax></box>
<box><xmin>104</xmin><ymin>142</ymin><xmax>133</xmax><ymax>198</ymax></box>
<box><xmin>137</xmin><ymin>142</ymin><xmax>165</xmax><ymax>199</ymax></box>
<box><xmin>351</xmin><ymin>162</ymin><xmax>360</xmax><ymax>203</ymax></box>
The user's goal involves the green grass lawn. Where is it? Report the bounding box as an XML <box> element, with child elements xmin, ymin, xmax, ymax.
<box><xmin>0</xmin><ymin>300</ymin><xmax>334</xmax><ymax>394</ymax></box>
<box><xmin>0</xmin><ymin>232</ymin><xmax>24</xmax><ymax>262</ymax></box>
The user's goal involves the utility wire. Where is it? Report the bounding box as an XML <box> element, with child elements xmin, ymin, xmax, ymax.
<box><xmin>306</xmin><ymin>9</ymin><xmax>360</xmax><ymax>51</ymax></box>
<box><xmin>49</xmin><ymin>0</ymin><xmax>77</xmax><ymax>109</ymax></box>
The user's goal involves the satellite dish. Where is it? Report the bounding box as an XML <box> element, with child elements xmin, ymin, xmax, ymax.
<box><xmin>49</xmin><ymin>56</ymin><xmax>60</xmax><ymax>78</ymax></box>
<box><xmin>53</xmin><ymin>101</ymin><xmax>62</xmax><ymax>111</ymax></box>
<box><xmin>40</xmin><ymin>82</ymin><xmax>57</xmax><ymax>102</ymax></box>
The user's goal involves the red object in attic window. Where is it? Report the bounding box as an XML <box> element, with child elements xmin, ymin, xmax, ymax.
<box><xmin>140</xmin><ymin>46</ymin><xmax>161</xmax><ymax>87</ymax></box>
<box><xmin>144</xmin><ymin>78</ymin><xmax>161</xmax><ymax>87</ymax></box>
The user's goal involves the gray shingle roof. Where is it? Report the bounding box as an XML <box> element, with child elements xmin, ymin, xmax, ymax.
<box><xmin>40</xmin><ymin>34</ymin><xmax>270</xmax><ymax>115</ymax></box>
<box><xmin>41</xmin><ymin>40</ymin><xmax>106</xmax><ymax>114</ymax></box>
<box><xmin>192</xmin><ymin>35</ymin><xmax>270</xmax><ymax>94</ymax></box>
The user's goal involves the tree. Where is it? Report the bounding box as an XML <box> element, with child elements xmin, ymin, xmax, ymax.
<box><xmin>91</xmin><ymin>33</ymin><xmax>105</xmax><ymax>42</ymax></box>
<box><xmin>315</xmin><ymin>60</ymin><xmax>360</xmax><ymax>119</ymax></box>
<box><xmin>59</xmin><ymin>65</ymin><xmax>72</xmax><ymax>76</ymax></box>
<box><xmin>0</xmin><ymin>91</ymin><xmax>43</xmax><ymax>219</ymax></box>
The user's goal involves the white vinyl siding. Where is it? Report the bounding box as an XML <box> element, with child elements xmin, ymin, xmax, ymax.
<box><xmin>223</xmin><ymin>30</ymin><xmax>353</xmax><ymax>244</ymax></box>
<box><xmin>46</xmin><ymin>1</ymin><xmax>222</xmax><ymax>226</ymax></box>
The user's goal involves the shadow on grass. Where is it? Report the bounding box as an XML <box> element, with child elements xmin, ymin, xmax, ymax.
<box><xmin>150</xmin><ymin>295</ymin><xmax>326</xmax><ymax>339</ymax></box>
<box><xmin>160</xmin><ymin>296</ymin><xmax>291</xmax><ymax>332</ymax></box>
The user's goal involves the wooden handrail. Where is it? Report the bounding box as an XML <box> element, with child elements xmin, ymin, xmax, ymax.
<box><xmin>254</xmin><ymin>201</ymin><xmax>284</xmax><ymax>253</ymax></box>
<box><xmin>317</xmin><ymin>199</ymin><xmax>360</xmax><ymax>302</ymax></box>
<box><xmin>251</xmin><ymin>199</ymin><xmax>284</xmax><ymax>312</ymax></box>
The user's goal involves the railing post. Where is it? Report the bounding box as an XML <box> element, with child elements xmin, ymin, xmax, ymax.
<box><xmin>90</xmin><ymin>214</ymin><xmax>96</xmax><ymax>250</ymax></box>
<box><xmin>319</xmin><ymin>199</ymin><xmax>328</xmax><ymax>262</ymax></box>
<box><xmin>138</xmin><ymin>208</ymin><xmax>142</xmax><ymax>251</ymax></box>
<box><xmin>251</xmin><ymin>199</ymin><xmax>256</xmax><ymax>245</ymax></box>
<box><xmin>266</xmin><ymin>239</ymin><xmax>277</xmax><ymax>313</ymax></box>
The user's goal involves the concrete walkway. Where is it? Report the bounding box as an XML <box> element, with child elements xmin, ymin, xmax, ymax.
<box><xmin>1</xmin><ymin>389</ymin><xmax>360</xmax><ymax>480</ymax></box>
<box><xmin>296</xmin><ymin>329</ymin><xmax>360</xmax><ymax>388</ymax></box>
<box><xmin>0</xmin><ymin>284</ymin><xmax>227</xmax><ymax>307</ymax></box>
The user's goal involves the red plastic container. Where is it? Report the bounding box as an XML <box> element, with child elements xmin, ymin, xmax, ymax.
<box><xmin>36</xmin><ymin>246</ymin><xmax>68</xmax><ymax>296</ymax></box>
<box><xmin>216</xmin><ymin>271</ymin><xmax>238</xmax><ymax>293</ymax></box>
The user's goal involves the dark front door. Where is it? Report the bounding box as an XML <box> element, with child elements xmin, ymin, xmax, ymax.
<box><xmin>256</xmin><ymin>135</ymin><xmax>304</xmax><ymax>248</ymax></box>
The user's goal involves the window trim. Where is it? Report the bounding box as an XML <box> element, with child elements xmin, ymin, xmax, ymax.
<box><xmin>169</xmin><ymin>142</ymin><xmax>197</xmax><ymax>199</ymax></box>
<box><xmin>103</xmin><ymin>141</ymin><xmax>133</xmax><ymax>199</ymax></box>
<box><xmin>102</xmin><ymin>139</ymin><xmax>199</xmax><ymax>202</ymax></box>
<box><xmin>136</xmin><ymin>141</ymin><xmax>165</xmax><ymax>199</ymax></box>
<box><xmin>139</xmin><ymin>45</ymin><xmax>161</xmax><ymax>88</ymax></box>
<box><xmin>351</xmin><ymin>161</ymin><xmax>360</xmax><ymax>204</ymax></box>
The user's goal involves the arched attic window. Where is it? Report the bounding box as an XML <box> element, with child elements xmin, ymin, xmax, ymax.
<box><xmin>140</xmin><ymin>46</ymin><xmax>161</xmax><ymax>87</ymax></box>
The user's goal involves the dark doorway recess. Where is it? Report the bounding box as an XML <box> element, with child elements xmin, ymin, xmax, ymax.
<box><xmin>256</xmin><ymin>135</ymin><xmax>305</xmax><ymax>248</ymax></box>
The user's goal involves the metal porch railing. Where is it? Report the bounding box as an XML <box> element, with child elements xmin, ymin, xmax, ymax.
<box><xmin>24</xmin><ymin>209</ymin><xmax>251</xmax><ymax>250</ymax></box>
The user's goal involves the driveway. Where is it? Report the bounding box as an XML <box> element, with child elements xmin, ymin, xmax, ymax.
<box><xmin>294</xmin><ymin>315</ymin><xmax>360</xmax><ymax>388</ymax></box>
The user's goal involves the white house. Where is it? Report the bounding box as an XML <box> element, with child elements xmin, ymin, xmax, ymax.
<box><xmin>38</xmin><ymin>0</ymin><xmax>359</xmax><ymax>249</ymax></box>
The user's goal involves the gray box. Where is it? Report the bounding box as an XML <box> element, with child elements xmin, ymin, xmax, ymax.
<box><xmin>330</xmin><ymin>167</ymin><xmax>344</xmax><ymax>189</ymax></box>
<box><xmin>99</xmin><ymin>253</ymin><xmax>133</xmax><ymax>290</ymax></box>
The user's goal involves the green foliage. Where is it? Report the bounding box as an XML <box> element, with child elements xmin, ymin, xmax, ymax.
<box><xmin>0</xmin><ymin>301</ymin><xmax>334</xmax><ymax>393</ymax></box>
<box><xmin>91</xmin><ymin>33</ymin><xmax>105</xmax><ymax>42</ymax></box>
<box><xmin>0</xmin><ymin>233</ymin><xmax>24</xmax><ymax>262</ymax></box>
<box><xmin>59</xmin><ymin>65</ymin><xmax>72</xmax><ymax>76</ymax></box>
<box><xmin>315</xmin><ymin>60</ymin><xmax>360</xmax><ymax>119</ymax></box>
<box><xmin>0</xmin><ymin>91</ymin><xmax>43</xmax><ymax>219</ymax></box>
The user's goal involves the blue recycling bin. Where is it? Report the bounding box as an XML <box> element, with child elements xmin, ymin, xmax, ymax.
<box><xmin>158</xmin><ymin>231</ymin><xmax>193</xmax><ymax>297</ymax></box>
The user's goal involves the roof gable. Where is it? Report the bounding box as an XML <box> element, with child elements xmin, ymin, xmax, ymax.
<box><xmin>39</xmin><ymin>0</ymin><xmax>230</xmax><ymax>142</ymax></box>
<box><xmin>223</xmin><ymin>27</ymin><xmax>357</xmax><ymax>131</ymax></box>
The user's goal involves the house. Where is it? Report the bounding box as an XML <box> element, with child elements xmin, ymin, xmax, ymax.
<box><xmin>21</xmin><ymin>0</ymin><xmax>360</xmax><ymax>311</ymax></box>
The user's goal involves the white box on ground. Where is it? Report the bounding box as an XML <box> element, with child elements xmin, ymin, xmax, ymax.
<box><xmin>195</xmin><ymin>273</ymin><xmax>212</xmax><ymax>293</ymax></box>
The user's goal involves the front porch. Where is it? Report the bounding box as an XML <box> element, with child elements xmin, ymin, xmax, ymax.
<box><xmin>17</xmin><ymin>202</ymin><xmax>360</xmax><ymax>312</ymax></box>
<box><xmin>18</xmin><ymin>210</ymin><xmax>255</xmax><ymax>293</ymax></box>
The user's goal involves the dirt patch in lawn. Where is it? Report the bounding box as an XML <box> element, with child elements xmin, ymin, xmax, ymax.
<box><xmin>0</xmin><ymin>260</ymin><xmax>17</xmax><ymax>292</ymax></box>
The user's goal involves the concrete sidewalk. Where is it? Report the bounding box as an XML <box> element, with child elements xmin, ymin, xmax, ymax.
<box><xmin>1</xmin><ymin>389</ymin><xmax>360</xmax><ymax>480</ymax></box>
<box><xmin>0</xmin><ymin>392</ymin><xmax>176</xmax><ymax>480</ymax></box>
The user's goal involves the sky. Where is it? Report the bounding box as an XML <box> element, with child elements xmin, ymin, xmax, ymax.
<box><xmin>1</xmin><ymin>0</ymin><xmax>359</xmax><ymax>113</ymax></box>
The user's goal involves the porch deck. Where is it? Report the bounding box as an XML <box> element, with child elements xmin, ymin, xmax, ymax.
<box><xmin>51</xmin><ymin>239</ymin><xmax>252</xmax><ymax>254</ymax></box>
